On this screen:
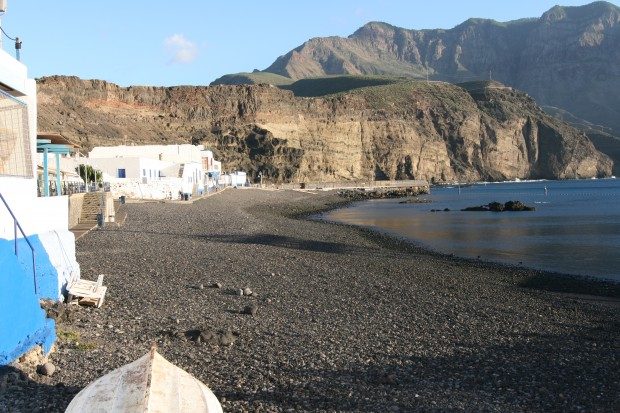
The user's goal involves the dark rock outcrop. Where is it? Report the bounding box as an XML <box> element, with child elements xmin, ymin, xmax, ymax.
<box><xmin>462</xmin><ymin>201</ymin><xmax>536</xmax><ymax>212</ymax></box>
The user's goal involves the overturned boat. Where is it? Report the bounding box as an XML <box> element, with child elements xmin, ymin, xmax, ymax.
<box><xmin>65</xmin><ymin>348</ymin><xmax>223</xmax><ymax>412</ymax></box>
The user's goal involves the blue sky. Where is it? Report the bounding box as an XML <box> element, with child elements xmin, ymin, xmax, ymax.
<box><xmin>1</xmin><ymin>0</ymin><xmax>615</xmax><ymax>86</ymax></box>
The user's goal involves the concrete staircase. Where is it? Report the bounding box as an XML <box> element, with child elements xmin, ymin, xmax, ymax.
<box><xmin>80</xmin><ymin>192</ymin><xmax>105</xmax><ymax>225</ymax></box>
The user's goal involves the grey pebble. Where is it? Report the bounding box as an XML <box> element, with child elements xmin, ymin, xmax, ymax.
<box><xmin>36</xmin><ymin>363</ymin><xmax>56</xmax><ymax>377</ymax></box>
<box><xmin>243</xmin><ymin>304</ymin><xmax>258</xmax><ymax>316</ymax></box>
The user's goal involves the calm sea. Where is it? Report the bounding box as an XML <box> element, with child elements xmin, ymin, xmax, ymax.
<box><xmin>323</xmin><ymin>179</ymin><xmax>620</xmax><ymax>282</ymax></box>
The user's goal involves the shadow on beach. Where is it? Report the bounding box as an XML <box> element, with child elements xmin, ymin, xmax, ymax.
<box><xmin>519</xmin><ymin>273</ymin><xmax>620</xmax><ymax>299</ymax></box>
<box><xmin>0</xmin><ymin>365</ymin><xmax>80</xmax><ymax>412</ymax></box>
<box><xmin>100</xmin><ymin>227</ymin><xmax>359</xmax><ymax>254</ymax></box>
<box><xmin>204</xmin><ymin>233</ymin><xmax>357</xmax><ymax>254</ymax></box>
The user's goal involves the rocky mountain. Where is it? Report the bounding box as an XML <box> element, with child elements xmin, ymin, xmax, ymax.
<box><xmin>213</xmin><ymin>1</ymin><xmax>620</xmax><ymax>135</ymax></box>
<box><xmin>37</xmin><ymin>76</ymin><xmax>612</xmax><ymax>183</ymax></box>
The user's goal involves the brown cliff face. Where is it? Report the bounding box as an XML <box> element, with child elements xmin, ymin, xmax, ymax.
<box><xmin>37</xmin><ymin>76</ymin><xmax>612</xmax><ymax>183</ymax></box>
<box><xmin>220</xmin><ymin>2</ymin><xmax>620</xmax><ymax>135</ymax></box>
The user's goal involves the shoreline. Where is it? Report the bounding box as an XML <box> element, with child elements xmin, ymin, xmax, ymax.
<box><xmin>294</xmin><ymin>192</ymin><xmax>620</xmax><ymax>296</ymax></box>
<box><xmin>316</xmin><ymin>180</ymin><xmax>620</xmax><ymax>290</ymax></box>
<box><xmin>1</xmin><ymin>188</ymin><xmax>618</xmax><ymax>412</ymax></box>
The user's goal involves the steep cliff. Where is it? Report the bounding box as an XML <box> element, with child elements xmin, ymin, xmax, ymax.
<box><xmin>214</xmin><ymin>2</ymin><xmax>620</xmax><ymax>135</ymax></box>
<box><xmin>37</xmin><ymin>76</ymin><xmax>612</xmax><ymax>183</ymax></box>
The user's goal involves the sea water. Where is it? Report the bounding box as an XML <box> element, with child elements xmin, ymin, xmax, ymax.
<box><xmin>324</xmin><ymin>178</ymin><xmax>620</xmax><ymax>282</ymax></box>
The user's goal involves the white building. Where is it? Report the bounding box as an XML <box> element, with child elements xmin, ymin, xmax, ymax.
<box><xmin>87</xmin><ymin>156</ymin><xmax>174</xmax><ymax>181</ymax></box>
<box><xmin>0</xmin><ymin>8</ymin><xmax>80</xmax><ymax>364</ymax></box>
<box><xmin>83</xmin><ymin>144</ymin><xmax>221</xmax><ymax>199</ymax></box>
<box><xmin>220</xmin><ymin>171</ymin><xmax>248</xmax><ymax>187</ymax></box>
<box><xmin>89</xmin><ymin>144</ymin><xmax>208</xmax><ymax>164</ymax></box>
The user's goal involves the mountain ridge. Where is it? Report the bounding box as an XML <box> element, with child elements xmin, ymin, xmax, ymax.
<box><xmin>212</xmin><ymin>1</ymin><xmax>620</xmax><ymax>135</ymax></box>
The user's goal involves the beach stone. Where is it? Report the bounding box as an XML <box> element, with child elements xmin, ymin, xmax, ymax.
<box><xmin>219</xmin><ymin>330</ymin><xmax>237</xmax><ymax>346</ymax></box>
<box><xmin>37</xmin><ymin>363</ymin><xmax>55</xmax><ymax>377</ymax></box>
<box><xmin>199</xmin><ymin>284</ymin><xmax>204</xmax><ymax>290</ymax></box>
<box><xmin>243</xmin><ymin>287</ymin><xmax>253</xmax><ymax>296</ymax></box>
<box><xmin>243</xmin><ymin>304</ymin><xmax>258</xmax><ymax>316</ymax></box>
<box><xmin>213</xmin><ymin>282</ymin><xmax>222</xmax><ymax>288</ymax></box>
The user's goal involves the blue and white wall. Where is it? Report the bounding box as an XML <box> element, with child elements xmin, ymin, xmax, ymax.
<box><xmin>0</xmin><ymin>45</ymin><xmax>80</xmax><ymax>364</ymax></box>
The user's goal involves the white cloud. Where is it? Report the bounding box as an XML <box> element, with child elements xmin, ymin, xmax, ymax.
<box><xmin>164</xmin><ymin>34</ymin><xmax>198</xmax><ymax>64</ymax></box>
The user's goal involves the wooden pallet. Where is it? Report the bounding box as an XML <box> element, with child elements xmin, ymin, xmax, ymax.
<box><xmin>67</xmin><ymin>274</ymin><xmax>107</xmax><ymax>308</ymax></box>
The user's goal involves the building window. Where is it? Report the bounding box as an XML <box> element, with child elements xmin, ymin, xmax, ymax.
<box><xmin>142</xmin><ymin>169</ymin><xmax>146</xmax><ymax>177</ymax></box>
<box><xmin>117</xmin><ymin>168</ymin><xmax>126</xmax><ymax>178</ymax></box>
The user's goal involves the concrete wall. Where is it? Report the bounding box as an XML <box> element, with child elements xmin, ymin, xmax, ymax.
<box><xmin>109</xmin><ymin>178</ymin><xmax>182</xmax><ymax>200</ymax></box>
<box><xmin>68</xmin><ymin>193</ymin><xmax>85</xmax><ymax>228</ymax></box>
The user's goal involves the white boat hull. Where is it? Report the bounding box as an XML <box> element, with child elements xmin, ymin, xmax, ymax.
<box><xmin>65</xmin><ymin>349</ymin><xmax>223</xmax><ymax>412</ymax></box>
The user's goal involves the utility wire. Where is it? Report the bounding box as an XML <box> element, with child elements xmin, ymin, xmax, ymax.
<box><xmin>0</xmin><ymin>25</ymin><xmax>16</xmax><ymax>41</ymax></box>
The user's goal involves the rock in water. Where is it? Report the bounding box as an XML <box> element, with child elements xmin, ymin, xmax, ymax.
<box><xmin>462</xmin><ymin>200</ymin><xmax>535</xmax><ymax>212</ymax></box>
<box><xmin>488</xmin><ymin>202</ymin><xmax>505</xmax><ymax>212</ymax></box>
<box><xmin>504</xmin><ymin>200</ymin><xmax>535</xmax><ymax>211</ymax></box>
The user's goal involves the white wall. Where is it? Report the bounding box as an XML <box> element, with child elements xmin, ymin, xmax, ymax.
<box><xmin>0</xmin><ymin>49</ymin><xmax>28</xmax><ymax>96</ymax></box>
<box><xmin>0</xmin><ymin>181</ymin><xmax>68</xmax><ymax>238</ymax></box>
<box><xmin>180</xmin><ymin>162</ymin><xmax>204</xmax><ymax>194</ymax></box>
<box><xmin>230</xmin><ymin>172</ymin><xmax>247</xmax><ymax>187</ymax></box>
<box><xmin>0</xmin><ymin>178</ymin><xmax>79</xmax><ymax>300</ymax></box>
<box><xmin>109</xmin><ymin>178</ymin><xmax>182</xmax><ymax>200</ymax></box>
<box><xmin>86</xmin><ymin>157</ymin><xmax>175</xmax><ymax>181</ymax></box>
<box><xmin>84</xmin><ymin>158</ymin><xmax>174</xmax><ymax>180</ymax></box>
<box><xmin>0</xmin><ymin>43</ymin><xmax>80</xmax><ymax>301</ymax></box>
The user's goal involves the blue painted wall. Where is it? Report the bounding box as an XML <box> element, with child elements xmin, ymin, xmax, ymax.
<box><xmin>0</xmin><ymin>236</ymin><xmax>58</xmax><ymax>365</ymax></box>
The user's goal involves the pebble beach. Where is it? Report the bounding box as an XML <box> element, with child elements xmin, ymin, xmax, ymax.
<box><xmin>1</xmin><ymin>188</ymin><xmax>619</xmax><ymax>412</ymax></box>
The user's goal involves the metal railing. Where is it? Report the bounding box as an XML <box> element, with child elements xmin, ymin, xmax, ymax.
<box><xmin>0</xmin><ymin>192</ymin><xmax>37</xmax><ymax>294</ymax></box>
<box><xmin>37</xmin><ymin>181</ymin><xmax>111</xmax><ymax>197</ymax></box>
